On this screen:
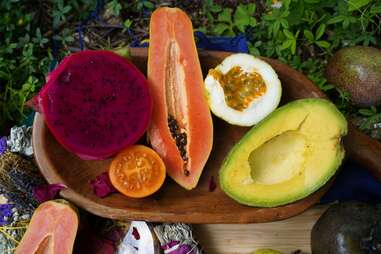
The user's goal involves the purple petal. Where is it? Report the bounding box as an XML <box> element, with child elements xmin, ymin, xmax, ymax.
<box><xmin>162</xmin><ymin>241</ymin><xmax>196</xmax><ymax>254</ymax></box>
<box><xmin>208</xmin><ymin>176</ymin><xmax>216</xmax><ymax>192</ymax></box>
<box><xmin>33</xmin><ymin>183</ymin><xmax>66</xmax><ymax>203</ymax></box>
<box><xmin>162</xmin><ymin>241</ymin><xmax>180</xmax><ymax>250</ymax></box>
<box><xmin>0</xmin><ymin>204</ymin><xmax>14</xmax><ymax>226</ymax></box>
<box><xmin>132</xmin><ymin>226</ymin><xmax>140</xmax><ymax>240</ymax></box>
<box><xmin>175</xmin><ymin>244</ymin><xmax>197</xmax><ymax>254</ymax></box>
<box><xmin>89</xmin><ymin>172</ymin><xmax>116</xmax><ymax>198</ymax></box>
<box><xmin>0</xmin><ymin>137</ymin><xmax>7</xmax><ymax>155</ymax></box>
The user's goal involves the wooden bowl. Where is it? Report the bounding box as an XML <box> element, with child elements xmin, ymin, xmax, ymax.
<box><xmin>32</xmin><ymin>48</ymin><xmax>364</xmax><ymax>224</ymax></box>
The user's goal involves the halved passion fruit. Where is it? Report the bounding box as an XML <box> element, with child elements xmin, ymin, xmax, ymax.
<box><xmin>204</xmin><ymin>53</ymin><xmax>282</xmax><ymax>126</ymax></box>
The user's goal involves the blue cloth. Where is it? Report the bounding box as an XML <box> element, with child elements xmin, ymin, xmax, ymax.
<box><xmin>195</xmin><ymin>31</ymin><xmax>249</xmax><ymax>53</ymax></box>
<box><xmin>321</xmin><ymin>160</ymin><xmax>381</xmax><ymax>203</ymax></box>
<box><xmin>129</xmin><ymin>32</ymin><xmax>250</xmax><ymax>54</ymax></box>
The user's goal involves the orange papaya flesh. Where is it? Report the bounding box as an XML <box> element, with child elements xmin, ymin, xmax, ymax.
<box><xmin>147</xmin><ymin>7</ymin><xmax>213</xmax><ymax>190</ymax></box>
<box><xmin>15</xmin><ymin>199</ymin><xmax>79</xmax><ymax>254</ymax></box>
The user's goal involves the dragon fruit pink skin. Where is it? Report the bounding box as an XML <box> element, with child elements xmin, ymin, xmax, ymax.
<box><xmin>31</xmin><ymin>50</ymin><xmax>152</xmax><ymax>160</ymax></box>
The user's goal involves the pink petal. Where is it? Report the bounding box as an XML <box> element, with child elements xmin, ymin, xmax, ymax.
<box><xmin>33</xmin><ymin>183</ymin><xmax>66</xmax><ymax>203</ymax></box>
<box><xmin>89</xmin><ymin>172</ymin><xmax>116</xmax><ymax>198</ymax></box>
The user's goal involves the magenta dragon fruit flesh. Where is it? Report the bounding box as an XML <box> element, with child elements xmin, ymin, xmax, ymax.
<box><xmin>31</xmin><ymin>50</ymin><xmax>152</xmax><ymax>160</ymax></box>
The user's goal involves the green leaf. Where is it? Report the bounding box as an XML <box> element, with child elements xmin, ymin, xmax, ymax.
<box><xmin>327</xmin><ymin>15</ymin><xmax>345</xmax><ymax>24</ymax></box>
<box><xmin>0</xmin><ymin>70</ymin><xmax>9</xmax><ymax>80</ymax></box>
<box><xmin>282</xmin><ymin>0</ymin><xmax>291</xmax><ymax>9</ymax></box>
<box><xmin>304</xmin><ymin>0</ymin><xmax>321</xmax><ymax>3</ymax></box>
<box><xmin>283</xmin><ymin>29</ymin><xmax>294</xmax><ymax>39</ymax></box>
<box><xmin>303</xmin><ymin>29</ymin><xmax>315</xmax><ymax>42</ymax></box>
<box><xmin>234</xmin><ymin>5</ymin><xmax>250</xmax><ymax>32</ymax></box>
<box><xmin>370</xmin><ymin>4</ymin><xmax>381</xmax><ymax>13</ymax></box>
<box><xmin>315</xmin><ymin>23</ymin><xmax>326</xmax><ymax>40</ymax></box>
<box><xmin>212</xmin><ymin>23</ymin><xmax>230</xmax><ymax>35</ymax></box>
<box><xmin>123</xmin><ymin>19</ymin><xmax>132</xmax><ymax>28</ymax></box>
<box><xmin>109</xmin><ymin>0</ymin><xmax>122</xmax><ymax>16</ymax></box>
<box><xmin>321</xmin><ymin>84</ymin><xmax>335</xmax><ymax>91</ymax></box>
<box><xmin>348</xmin><ymin>0</ymin><xmax>371</xmax><ymax>12</ymax></box>
<box><xmin>281</xmin><ymin>40</ymin><xmax>293</xmax><ymax>50</ymax></box>
<box><xmin>280</xmin><ymin>19</ymin><xmax>289</xmax><ymax>28</ymax></box>
<box><xmin>206</xmin><ymin>12</ymin><xmax>214</xmax><ymax>24</ymax></box>
<box><xmin>247</xmin><ymin>3</ymin><xmax>256</xmax><ymax>14</ymax></box>
<box><xmin>143</xmin><ymin>1</ymin><xmax>155</xmax><ymax>10</ymax></box>
<box><xmin>287</xmin><ymin>0</ymin><xmax>304</xmax><ymax>26</ymax></box>
<box><xmin>315</xmin><ymin>40</ymin><xmax>331</xmax><ymax>48</ymax></box>
<box><xmin>273</xmin><ymin>20</ymin><xmax>281</xmax><ymax>36</ymax></box>
<box><xmin>210</xmin><ymin>4</ymin><xmax>222</xmax><ymax>13</ymax></box>
<box><xmin>291</xmin><ymin>40</ymin><xmax>297</xmax><ymax>55</ymax></box>
<box><xmin>64</xmin><ymin>36</ymin><xmax>74</xmax><ymax>43</ymax></box>
<box><xmin>217</xmin><ymin>8</ymin><xmax>232</xmax><ymax>23</ymax></box>
<box><xmin>342</xmin><ymin>18</ymin><xmax>350</xmax><ymax>29</ymax></box>
<box><xmin>62</xmin><ymin>5</ymin><xmax>72</xmax><ymax>13</ymax></box>
<box><xmin>234</xmin><ymin>4</ymin><xmax>257</xmax><ymax>32</ymax></box>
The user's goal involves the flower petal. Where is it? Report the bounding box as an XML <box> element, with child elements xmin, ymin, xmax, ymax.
<box><xmin>32</xmin><ymin>183</ymin><xmax>66</xmax><ymax>203</ymax></box>
<box><xmin>89</xmin><ymin>172</ymin><xmax>116</xmax><ymax>198</ymax></box>
<box><xmin>208</xmin><ymin>176</ymin><xmax>216</xmax><ymax>192</ymax></box>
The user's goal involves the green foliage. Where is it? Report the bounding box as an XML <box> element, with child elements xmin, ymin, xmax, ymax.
<box><xmin>200</xmin><ymin>0</ymin><xmax>381</xmax><ymax>128</ymax></box>
<box><xmin>1</xmin><ymin>0</ymin><xmax>381</xmax><ymax>135</ymax></box>
<box><xmin>107</xmin><ymin>0</ymin><xmax>122</xmax><ymax>16</ymax></box>
<box><xmin>202</xmin><ymin>3</ymin><xmax>257</xmax><ymax>36</ymax></box>
<box><xmin>358</xmin><ymin>106</ymin><xmax>381</xmax><ymax>130</ymax></box>
<box><xmin>0</xmin><ymin>0</ymin><xmax>95</xmax><ymax>132</ymax></box>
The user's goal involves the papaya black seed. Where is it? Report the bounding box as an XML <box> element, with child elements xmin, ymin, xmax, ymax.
<box><xmin>167</xmin><ymin>115</ymin><xmax>190</xmax><ymax>175</ymax></box>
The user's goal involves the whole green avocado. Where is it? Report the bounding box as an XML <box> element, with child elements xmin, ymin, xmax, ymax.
<box><xmin>326</xmin><ymin>46</ymin><xmax>381</xmax><ymax>106</ymax></box>
<box><xmin>311</xmin><ymin>202</ymin><xmax>381</xmax><ymax>254</ymax></box>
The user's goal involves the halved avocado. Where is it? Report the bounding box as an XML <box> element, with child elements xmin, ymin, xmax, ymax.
<box><xmin>220</xmin><ymin>98</ymin><xmax>348</xmax><ymax>207</ymax></box>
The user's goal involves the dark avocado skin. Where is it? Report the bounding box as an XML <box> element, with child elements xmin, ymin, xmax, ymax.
<box><xmin>311</xmin><ymin>202</ymin><xmax>381</xmax><ymax>254</ymax></box>
<box><xmin>326</xmin><ymin>46</ymin><xmax>381</xmax><ymax>106</ymax></box>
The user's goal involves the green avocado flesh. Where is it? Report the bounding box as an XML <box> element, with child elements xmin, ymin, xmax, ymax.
<box><xmin>220</xmin><ymin>98</ymin><xmax>348</xmax><ymax>207</ymax></box>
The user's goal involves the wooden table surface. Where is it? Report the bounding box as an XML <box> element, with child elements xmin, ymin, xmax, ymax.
<box><xmin>193</xmin><ymin>205</ymin><xmax>328</xmax><ymax>254</ymax></box>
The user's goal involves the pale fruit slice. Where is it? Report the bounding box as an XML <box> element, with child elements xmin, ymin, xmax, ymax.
<box><xmin>204</xmin><ymin>53</ymin><xmax>282</xmax><ymax>126</ymax></box>
<box><xmin>15</xmin><ymin>200</ymin><xmax>78</xmax><ymax>254</ymax></box>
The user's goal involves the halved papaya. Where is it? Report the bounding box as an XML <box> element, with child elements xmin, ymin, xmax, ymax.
<box><xmin>15</xmin><ymin>200</ymin><xmax>78</xmax><ymax>254</ymax></box>
<box><xmin>147</xmin><ymin>7</ymin><xmax>213</xmax><ymax>190</ymax></box>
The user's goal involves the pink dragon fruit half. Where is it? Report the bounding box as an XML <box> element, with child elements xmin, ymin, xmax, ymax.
<box><xmin>31</xmin><ymin>50</ymin><xmax>152</xmax><ymax>160</ymax></box>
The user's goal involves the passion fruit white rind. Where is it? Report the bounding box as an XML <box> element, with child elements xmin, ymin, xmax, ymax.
<box><xmin>204</xmin><ymin>53</ymin><xmax>282</xmax><ymax>126</ymax></box>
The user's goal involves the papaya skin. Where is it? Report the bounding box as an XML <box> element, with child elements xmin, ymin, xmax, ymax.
<box><xmin>147</xmin><ymin>7</ymin><xmax>213</xmax><ymax>190</ymax></box>
<box><xmin>15</xmin><ymin>200</ymin><xmax>79</xmax><ymax>254</ymax></box>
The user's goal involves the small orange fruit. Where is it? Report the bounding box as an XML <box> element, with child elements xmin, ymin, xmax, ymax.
<box><xmin>109</xmin><ymin>145</ymin><xmax>166</xmax><ymax>198</ymax></box>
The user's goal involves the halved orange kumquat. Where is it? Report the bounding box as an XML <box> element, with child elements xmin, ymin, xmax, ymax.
<box><xmin>109</xmin><ymin>145</ymin><xmax>166</xmax><ymax>198</ymax></box>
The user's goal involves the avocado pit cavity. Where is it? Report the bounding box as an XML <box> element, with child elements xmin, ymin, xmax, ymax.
<box><xmin>209</xmin><ymin>66</ymin><xmax>267</xmax><ymax>111</ymax></box>
<box><xmin>249</xmin><ymin>130</ymin><xmax>307</xmax><ymax>185</ymax></box>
